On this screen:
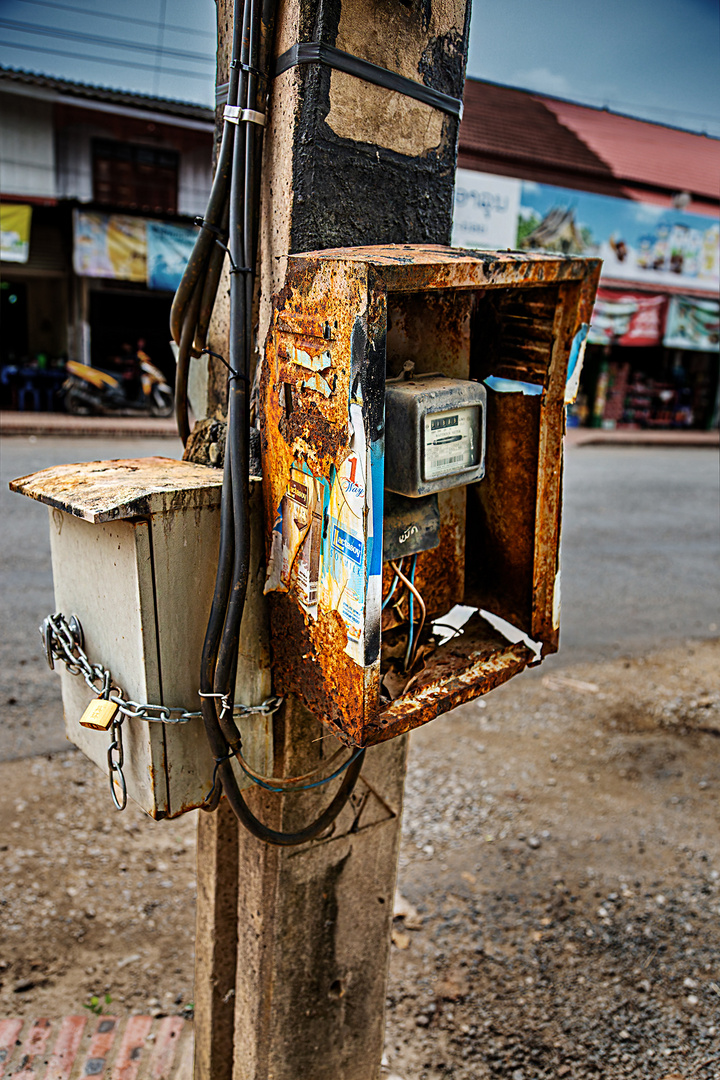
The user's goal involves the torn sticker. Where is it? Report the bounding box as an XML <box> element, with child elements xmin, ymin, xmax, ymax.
<box><xmin>291</xmin><ymin>346</ymin><xmax>332</xmax><ymax>373</ymax></box>
<box><xmin>301</xmin><ymin>372</ymin><xmax>333</xmax><ymax>398</ymax></box>
<box><xmin>319</xmin><ymin>410</ymin><xmax>368</xmax><ymax>665</ymax></box>
<box><xmin>264</xmin><ymin>503</ymin><xmax>284</xmax><ymax>594</ymax></box>
<box><xmin>484</xmin><ymin>376</ymin><xmax>543</xmax><ymax>396</ymax></box>
<box><xmin>565</xmin><ymin>323</ymin><xmax>589</xmax><ymax>405</ymax></box>
<box><xmin>264</xmin><ymin>462</ymin><xmax>329</xmax><ymax>615</ymax></box>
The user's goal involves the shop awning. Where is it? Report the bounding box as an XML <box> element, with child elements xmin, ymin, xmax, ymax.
<box><xmin>588</xmin><ymin>288</ymin><xmax>667</xmax><ymax>347</ymax></box>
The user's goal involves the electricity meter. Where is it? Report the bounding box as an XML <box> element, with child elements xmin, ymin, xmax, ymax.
<box><xmin>384</xmin><ymin>373</ymin><xmax>486</xmax><ymax>497</ymax></box>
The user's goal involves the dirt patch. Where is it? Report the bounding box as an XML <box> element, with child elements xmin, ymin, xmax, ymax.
<box><xmin>387</xmin><ymin>639</ymin><xmax>720</xmax><ymax>1080</ymax></box>
<box><xmin>1</xmin><ymin>639</ymin><xmax>719</xmax><ymax>1079</ymax></box>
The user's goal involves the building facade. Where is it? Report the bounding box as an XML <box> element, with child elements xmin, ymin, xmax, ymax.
<box><xmin>0</xmin><ymin>67</ymin><xmax>213</xmax><ymax>410</ymax></box>
<box><xmin>453</xmin><ymin>79</ymin><xmax>720</xmax><ymax>429</ymax></box>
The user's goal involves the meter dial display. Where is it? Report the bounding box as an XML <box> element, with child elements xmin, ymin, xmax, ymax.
<box><xmin>423</xmin><ymin>407</ymin><xmax>480</xmax><ymax>481</ymax></box>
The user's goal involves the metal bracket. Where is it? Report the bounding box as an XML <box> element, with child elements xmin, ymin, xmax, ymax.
<box><xmin>223</xmin><ymin>105</ymin><xmax>266</xmax><ymax>127</ymax></box>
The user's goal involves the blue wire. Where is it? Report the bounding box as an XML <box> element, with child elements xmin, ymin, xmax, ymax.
<box><xmin>382</xmin><ymin>573</ymin><xmax>399</xmax><ymax>609</ymax></box>
<box><xmin>382</xmin><ymin>557</ymin><xmax>404</xmax><ymax>610</ymax></box>
<box><xmin>404</xmin><ymin>554</ymin><xmax>418</xmax><ymax>670</ymax></box>
<box><xmin>237</xmin><ymin>747</ymin><xmax>365</xmax><ymax>794</ymax></box>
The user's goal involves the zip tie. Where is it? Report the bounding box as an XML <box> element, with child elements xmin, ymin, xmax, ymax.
<box><xmin>223</xmin><ymin>105</ymin><xmax>267</xmax><ymax>127</ymax></box>
<box><xmin>229</xmin><ymin>60</ymin><xmax>268</xmax><ymax>82</ymax></box>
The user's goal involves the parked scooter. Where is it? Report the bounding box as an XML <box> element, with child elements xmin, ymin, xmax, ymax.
<box><xmin>63</xmin><ymin>357</ymin><xmax>174</xmax><ymax>417</ymax></box>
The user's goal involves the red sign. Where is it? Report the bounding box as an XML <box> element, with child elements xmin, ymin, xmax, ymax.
<box><xmin>589</xmin><ymin>289</ymin><xmax>667</xmax><ymax>347</ymax></box>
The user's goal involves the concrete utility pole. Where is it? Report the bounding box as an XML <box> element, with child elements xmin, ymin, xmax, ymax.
<box><xmin>192</xmin><ymin>1</ymin><xmax>471</xmax><ymax>1077</ymax></box>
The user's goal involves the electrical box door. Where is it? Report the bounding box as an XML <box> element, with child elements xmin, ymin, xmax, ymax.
<box><xmin>260</xmin><ymin>244</ymin><xmax>600</xmax><ymax>748</ymax></box>
<box><xmin>10</xmin><ymin>458</ymin><xmax>273</xmax><ymax>818</ymax></box>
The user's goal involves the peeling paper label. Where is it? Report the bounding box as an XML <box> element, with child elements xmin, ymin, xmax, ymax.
<box><xmin>318</xmin><ymin>404</ymin><xmax>368</xmax><ymax>665</ymax></box>
<box><xmin>565</xmin><ymin>324</ymin><xmax>589</xmax><ymax>405</ymax></box>
<box><xmin>301</xmin><ymin>372</ymin><xmax>334</xmax><ymax>398</ymax></box>
<box><xmin>484</xmin><ymin>375</ymin><xmax>543</xmax><ymax>396</ymax></box>
<box><xmin>264</xmin><ymin>463</ymin><xmax>329</xmax><ymax>616</ymax></box>
<box><xmin>291</xmin><ymin>345</ymin><xmax>331</xmax><ymax>373</ymax></box>
<box><xmin>263</xmin><ymin>402</ymin><xmax>374</xmax><ymax>665</ymax></box>
<box><xmin>290</xmin><ymin>344</ymin><xmax>335</xmax><ymax>398</ymax></box>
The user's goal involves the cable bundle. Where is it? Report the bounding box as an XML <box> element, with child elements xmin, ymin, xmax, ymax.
<box><xmin>172</xmin><ymin>0</ymin><xmax>364</xmax><ymax>846</ymax></box>
<box><xmin>382</xmin><ymin>555</ymin><xmax>427</xmax><ymax>672</ymax></box>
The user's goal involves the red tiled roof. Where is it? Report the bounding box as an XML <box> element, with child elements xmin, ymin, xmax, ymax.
<box><xmin>459</xmin><ymin>79</ymin><xmax>720</xmax><ymax>206</ymax></box>
<box><xmin>460</xmin><ymin>81</ymin><xmax>615</xmax><ymax>182</ymax></box>
<box><xmin>541</xmin><ymin>96</ymin><xmax>720</xmax><ymax>202</ymax></box>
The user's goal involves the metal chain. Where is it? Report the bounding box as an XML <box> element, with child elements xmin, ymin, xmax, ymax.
<box><xmin>41</xmin><ymin>612</ymin><xmax>283</xmax><ymax>811</ymax></box>
<box><xmin>41</xmin><ymin>612</ymin><xmax>283</xmax><ymax>722</ymax></box>
<box><xmin>107</xmin><ymin>717</ymin><xmax>127</xmax><ymax>811</ymax></box>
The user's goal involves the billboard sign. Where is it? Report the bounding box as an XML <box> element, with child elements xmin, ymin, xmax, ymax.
<box><xmin>73</xmin><ymin>210</ymin><xmax>196</xmax><ymax>291</ymax></box>
<box><xmin>452</xmin><ymin>170</ymin><xmax>720</xmax><ymax>295</ymax></box>
<box><xmin>452</xmin><ymin>169</ymin><xmax>521</xmax><ymax>251</ymax></box>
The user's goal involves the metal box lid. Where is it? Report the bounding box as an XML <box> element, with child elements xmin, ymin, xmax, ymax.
<box><xmin>10</xmin><ymin>457</ymin><xmax>223</xmax><ymax>523</ymax></box>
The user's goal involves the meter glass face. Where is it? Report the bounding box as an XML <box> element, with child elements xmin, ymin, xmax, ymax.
<box><xmin>423</xmin><ymin>406</ymin><xmax>479</xmax><ymax>481</ymax></box>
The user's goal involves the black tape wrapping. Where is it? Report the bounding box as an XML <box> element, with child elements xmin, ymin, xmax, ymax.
<box><xmin>275</xmin><ymin>42</ymin><xmax>462</xmax><ymax>118</ymax></box>
<box><xmin>221</xmin><ymin>42</ymin><xmax>463</xmax><ymax>118</ymax></box>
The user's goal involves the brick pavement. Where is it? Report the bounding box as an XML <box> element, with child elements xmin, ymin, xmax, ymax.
<box><xmin>0</xmin><ymin>1015</ymin><xmax>193</xmax><ymax>1079</ymax></box>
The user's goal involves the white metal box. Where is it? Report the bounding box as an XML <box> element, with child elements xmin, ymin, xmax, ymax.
<box><xmin>11</xmin><ymin>457</ymin><xmax>273</xmax><ymax>819</ymax></box>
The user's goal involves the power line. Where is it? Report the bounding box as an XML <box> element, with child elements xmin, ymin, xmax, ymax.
<box><xmin>0</xmin><ymin>18</ymin><xmax>215</xmax><ymax>64</ymax></box>
<box><xmin>11</xmin><ymin>0</ymin><xmax>215</xmax><ymax>38</ymax></box>
<box><xmin>0</xmin><ymin>39</ymin><xmax>214</xmax><ymax>82</ymax></box>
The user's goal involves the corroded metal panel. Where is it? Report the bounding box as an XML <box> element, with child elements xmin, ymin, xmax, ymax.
<box><xmin>261</xmin><ymin>245</ymin><xmax>601</xmax><ymax>746</ymax></box>
<box><xmin>260</xmin><ymin>258</ymin><xmax>386</xmax><ymax>743</ymax></box>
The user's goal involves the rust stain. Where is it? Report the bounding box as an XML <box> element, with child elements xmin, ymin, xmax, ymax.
<box><xmin>10</xmin><ymin>458</ymin><xmax>223</xmax><ymax>523</ymax></box>
<box><xmin>260</xmin><ymin>245</ymin><xmax>600</xmax><ymax>747</ymax></box>
<box><xmin>411</xmin><ymin>492</ymin><xmax>464</xmax><ymax>618</ymax></box>
<box><xmin>270</xmin><ymin>595</ymin><xmax>364</xmax><ymax>746</ymax></box>
<box><xmin>367</xmin><ymin>641</ymin><xmax>533</xmax><ymax>745</ymax></box>
<box><xmin>277</xmin><ymin>312</ymin><xmax>335</xmax><ymax>340</ymax></box>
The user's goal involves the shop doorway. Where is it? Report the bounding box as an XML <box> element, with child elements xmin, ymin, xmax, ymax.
<box><xmin>88</xmin><ymin>288</ymin><xmax>176</xmax><ymax>385</ymax></box>
<box><xmin>0</xmin><ymin>279</ymin><xmax>29</xmax><ymax>365</ymax></box>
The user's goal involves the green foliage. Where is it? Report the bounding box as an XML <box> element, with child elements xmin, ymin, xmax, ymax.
<box><xmin>516</xmin><ymin>213</ymin><xmax>541</xmax><ymax>246</ymax></box>
<box><xmin>84</xmin><ymin>992</ymin><xmax>112</xmax><ymax>1015</ymax></box>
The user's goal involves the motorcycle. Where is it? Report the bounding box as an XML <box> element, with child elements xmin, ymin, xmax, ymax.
<box><xmin>63</xmin><ymin>358</ymin><xmax>174</xmax><ymax>417</ymax></box>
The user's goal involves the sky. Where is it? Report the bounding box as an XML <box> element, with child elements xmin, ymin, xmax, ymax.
<box><xmin>0</xmin><ymin>0</ymin><xmax>718</xmax><ymax>137</ymax></box>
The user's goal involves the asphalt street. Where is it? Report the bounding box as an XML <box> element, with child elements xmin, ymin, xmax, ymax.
<box><xmin>1</xmin><ymin>436</ymin><xmax>718</xmax><ymax>760</ymax></box>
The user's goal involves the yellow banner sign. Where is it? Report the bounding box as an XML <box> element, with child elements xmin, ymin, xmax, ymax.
<box><xmin>0</xmin><ymin>203</ymin><xmax>33</xmax><ymax>263</ymax></box>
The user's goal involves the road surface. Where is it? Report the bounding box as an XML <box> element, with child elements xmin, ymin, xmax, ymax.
<box><xmin>1</xmin><ymin>436</ymin><xmax>718</xmax><ymax>759</ymax></box>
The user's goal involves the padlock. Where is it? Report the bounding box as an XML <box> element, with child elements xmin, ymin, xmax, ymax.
<box><xmin>79</xmin><ymin>698</ymin><xmax>119</xmax><ymax>731</ymax></box>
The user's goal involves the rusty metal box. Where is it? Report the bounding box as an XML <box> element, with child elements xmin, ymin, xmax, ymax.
<box><xmin>10</xmin><ymin>458</ymin><xmax>273</xmax><ymax>818</ymax></box>
<box><xmin>260</xmin><ymin>244</ymin><xmax>600</xmax><ymax>748</ymax></box>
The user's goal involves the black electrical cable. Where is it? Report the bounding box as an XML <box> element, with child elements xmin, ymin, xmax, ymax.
<box><xmin>189</xmin><ymin>0</ymin><xmax>366</xmax><ymax>845</ymax></box>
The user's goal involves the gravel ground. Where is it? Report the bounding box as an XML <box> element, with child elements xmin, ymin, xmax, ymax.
<box><xmin>1</xmin><ymin>638</ymin><xmax>719</xmax><ymax>1079</ymax></box>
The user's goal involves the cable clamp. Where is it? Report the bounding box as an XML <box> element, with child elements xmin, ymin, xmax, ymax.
<box><xmin>223</xmin><ymin>105</ymin><xmax>267</xmax><ymax>127</ymax></box>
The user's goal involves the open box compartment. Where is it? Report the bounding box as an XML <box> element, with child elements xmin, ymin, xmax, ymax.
<box><xmin>260</xmin><ymin>245</ymin><xmax>601</xmax><ymax>747</ymax></box>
